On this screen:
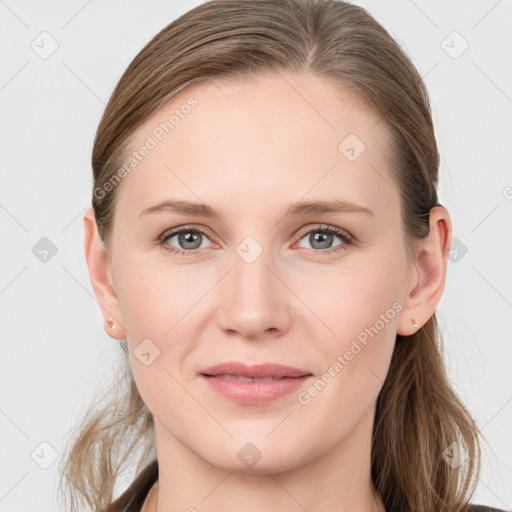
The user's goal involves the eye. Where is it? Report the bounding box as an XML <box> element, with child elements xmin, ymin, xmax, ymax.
<box><xmin>294</xmin><ymin>224</ymin><xmax>353</xmax><ymax>254</ymax></box>
<box><xmin>158</xmin><ymin>226</ymin><xmax>214</xmax><ymax>256</ymax></box>
<box><xmin>158</xmin><ymin>224</ymin><xmax>354</xmax><ymax>257</ymax></box>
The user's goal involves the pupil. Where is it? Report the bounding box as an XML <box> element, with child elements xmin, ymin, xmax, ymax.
<box><xmin>312</xmin><ymin>232</ymin><xmax>331</xmax><ymax>249</ymax></box>
<box><xmin>180</xmin><ymin>232</ymin><xmax>200</xmax><ymax>249</ymax></box>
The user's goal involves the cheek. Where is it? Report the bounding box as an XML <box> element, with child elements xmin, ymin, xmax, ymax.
<box><xmin>113</xmin><ymin>253</ymin><xmax>207</xmax><ymax>390</ymax></box>
<box><xmin>294</xmin><ymin>250</ymin><xmax>405</xmax><ymax>339</ymax></box>
<box><xmin>115</xmin><ymin>262</ymin><xmax>198</xmax><ymax>420</ymax></box>
<box><xmin>295</xmin><ymin>251</ymin><xmax>404</xmax><ymax>392</ymax></box>
<box><xmin>294</xmin><ymin>264</ymin><xmax>401</xmax><ymax>423</ymax></box>
<box><xmin>114</xmin><ymin>249</ymin><xmax>202</xmax><ymax>337</ymax></box>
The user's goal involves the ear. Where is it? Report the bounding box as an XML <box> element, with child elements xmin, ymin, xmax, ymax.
<box><xmin>83</xmin><ymin>206</ymin><xmax>127</xmax><ymax>340</ymax></box>
<box><xmin>396</xmin><ymin>206</ymin><xmax>452</xmax><ymax>336</ymax></box>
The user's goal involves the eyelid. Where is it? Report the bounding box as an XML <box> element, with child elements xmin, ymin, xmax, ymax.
<box><xmin>295</xmin><ymin>223</ymin><xmax>354</xmax><ymax>243</ymax></box>
<box><xmin>158</xmin><ymin>224</ymin><xmax>211</xmax><ymax>242</ymax></box>
<box><xmin>158</xmin><ymin>224</ymin><xmax>217</xmax><ymax>250</ymax></box>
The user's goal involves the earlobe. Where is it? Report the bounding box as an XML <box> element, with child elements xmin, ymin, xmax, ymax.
<box><xmin>396</xmin><ymin>206</ymin><xmax>452</xmax><ymax>336</ymax></box>
<box><xmin>83</xmin><ymin>207</ymin><xmax>127</xmax><ymax>340</ymax></box>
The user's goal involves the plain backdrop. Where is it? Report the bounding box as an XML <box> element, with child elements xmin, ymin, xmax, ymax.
<box><xmin>0</xmin><ymin>1</ymin><xmax>511</xmax><ymax>511</ymax></box>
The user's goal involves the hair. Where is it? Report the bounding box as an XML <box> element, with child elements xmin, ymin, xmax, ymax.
<box><xmin>58</xmin><ymin>1</ymin><xmax>487</xmax><ymax>511</ymax></box>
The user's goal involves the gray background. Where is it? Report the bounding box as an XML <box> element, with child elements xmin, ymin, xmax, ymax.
<box><xmin>0</xmin><ymin>0</ymin><xmax>511</xmax><ymax>510</ymax></box>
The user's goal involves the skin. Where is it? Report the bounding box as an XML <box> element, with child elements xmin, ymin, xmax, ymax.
<box><xmin>84</xmin><ymin>71</ymin><xmax>451</xmax><ymax>512</ymax></box>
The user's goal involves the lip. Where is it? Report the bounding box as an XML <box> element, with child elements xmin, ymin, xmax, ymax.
<box><xmin>200</xmin><ymin>362</ymin><xmax>313</xmax><ymax>405</ymax></box>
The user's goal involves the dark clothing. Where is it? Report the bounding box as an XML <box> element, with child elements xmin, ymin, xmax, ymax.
<box><xmin>469</xmin><ymin>508</ymin><xmax>509</xmax><ymax>512</ymax></box>
<box><xmin>106</xmin><ymin>460</ymin><xmax>158</xmax><ymax>512</ymax></box>
<box><xmin>110</xmin><ymin>459</ymin><xmax>509</xmax><ymax>512</ymax></box>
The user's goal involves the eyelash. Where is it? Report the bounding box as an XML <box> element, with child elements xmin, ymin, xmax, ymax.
<box><xmin>157</xmin><ymin>224</ymin><xmax>354</xmax><ymax>257</ymax></box>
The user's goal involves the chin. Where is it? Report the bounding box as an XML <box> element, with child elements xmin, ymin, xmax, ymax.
<box><xmin>209</xmin><ymin>452</ymin><xmax>306</xmax><ymax>476</ymax></box>
<box><xmin>195</xmin><ymin>432</ymin><xmax>311</xmax><ymax>475</ymax></box>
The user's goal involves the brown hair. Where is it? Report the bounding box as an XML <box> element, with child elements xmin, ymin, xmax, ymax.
<box><xmin>58</xmin><ymin>1</ymin><xmax>486</xmax><ymax>511</ymax></box>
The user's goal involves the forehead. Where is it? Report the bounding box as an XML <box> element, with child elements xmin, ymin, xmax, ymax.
<box><xmin>114</xmin><ymin>71</ymin><xmax>399</xmax><ymax>223</ymax></box>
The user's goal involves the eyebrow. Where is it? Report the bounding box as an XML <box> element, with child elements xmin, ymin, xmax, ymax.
<box><xmin>138</xmin><ymin>198</ymin><xmax>374</xmax><ymax>220</ymax></box>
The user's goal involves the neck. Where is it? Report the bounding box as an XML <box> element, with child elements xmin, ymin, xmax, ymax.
<box><xmin>147</xmin><ymin>408</ymin><xmax>386</xmax><ymax>512</ymax></box>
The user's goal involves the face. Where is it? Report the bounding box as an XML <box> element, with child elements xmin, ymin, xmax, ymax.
<box><xmin>106</xmin><ymin>71</ymin><xmax>416</xmax><ymax>473</ymax></box>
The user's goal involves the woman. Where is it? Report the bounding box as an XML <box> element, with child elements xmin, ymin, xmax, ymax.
<box><xmin>58</xmin><ymin>1</ymin><xmax>507</xmax><ymax>511</ymax></box>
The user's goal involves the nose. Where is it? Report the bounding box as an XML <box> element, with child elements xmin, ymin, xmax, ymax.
<box><xmin>216</xmin><ymin>245</ymin><xmax>292</xmax><ymax>341</ymax></box>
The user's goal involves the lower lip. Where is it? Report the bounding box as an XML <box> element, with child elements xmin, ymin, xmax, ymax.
<box><xmin>201</xmin><ymin>375</ymin><xmax>312</xmax><ymax>405</ymax></box>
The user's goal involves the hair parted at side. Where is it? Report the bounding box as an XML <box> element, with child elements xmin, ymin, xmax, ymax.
<box><xmin>58</xmin><ymin>1</ymin><xmax>485</xmax><ymax>511</ymax></box>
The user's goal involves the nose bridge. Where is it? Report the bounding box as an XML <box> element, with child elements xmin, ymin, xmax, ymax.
<box><xmin>217</xmin><ymin>235</ymin><xmax>289</xmax><ymax>338</ymax></box>
<box><xmin>231</xmin><ymin>236</ymin><xmax>276</xmax><ymax>309</ymax></box>
<box><xmin>233</xmin><ymin>239</ymin><xmax>272</xmax><ymax>295</ymax></box>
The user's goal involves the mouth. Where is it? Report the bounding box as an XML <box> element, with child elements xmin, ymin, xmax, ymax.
<box><xmin>205</xmin><ymin>374</ymin><xmax>291</xmax><ymax>382</ymax></box>
<box><xmin>199</xmin><ymin>362</ymin><xmax>313</xmax><ymax>405</ymax></box>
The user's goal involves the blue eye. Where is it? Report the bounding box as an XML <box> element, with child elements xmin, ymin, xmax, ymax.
<box><xmin>159</xmin><ymin>226</ymin><xmax>212</xmax><ymax>256</ymax></box>
<box><xmin>158</xmin><ymin>224</ymin><xmax>354</xmax><ymax>256</ymax></box>
<box><xmin>295</xmin><ymin>225</ymin><xmax>353</xmax><ymax>253</ymax></box>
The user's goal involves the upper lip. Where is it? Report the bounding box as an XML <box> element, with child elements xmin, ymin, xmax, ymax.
<box><xmin>201</xmin><ymin>362</ymin><xmax>311</xmax><ymax>379</ymax></box>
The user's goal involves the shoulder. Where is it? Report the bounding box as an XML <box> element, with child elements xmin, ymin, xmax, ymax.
<box><xmin>466</xmin><ymin>504</ymin><xmax>510</xmax><ymax>512</ymax></box>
